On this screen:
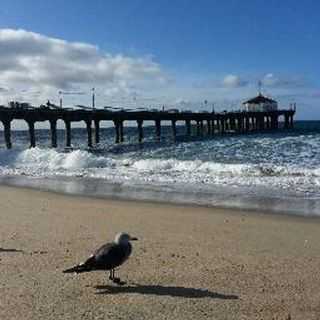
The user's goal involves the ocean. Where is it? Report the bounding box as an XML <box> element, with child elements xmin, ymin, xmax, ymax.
<box><xmin>0</xmin><ymin>121</ymin><xmax>319</xmax><ymax>216</ymax></box>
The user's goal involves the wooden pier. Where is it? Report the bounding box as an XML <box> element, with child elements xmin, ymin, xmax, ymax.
<box><xmin>0</xmin><ymin>105</ymin><xmax>295</xmax><ymax>149</ymax></box>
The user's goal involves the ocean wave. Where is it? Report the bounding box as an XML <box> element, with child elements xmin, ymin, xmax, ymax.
<box><xmin>0</xmin><ymin>147</ymin><xmax>319</xmax><ymax>181</ymax></box>
<box><xmin>0</xmin><ymin>147</ymin><xmax>112</xmax><ymax>170</ymax></box>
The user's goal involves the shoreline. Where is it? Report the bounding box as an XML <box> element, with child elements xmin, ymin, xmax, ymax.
<box><xmin>1</xmin><ymin>182</ymin><xmax>320</xmax><ymax>223</ymax></box>
<box><xmin>1</xmin><ymin>174</ymin><xmax>320</xmax><ymax>218</ymax></box>
<box><xmin>1</xmin><ymin>185</ymin><xmax>320</xmax><ymax>319</ymax></box>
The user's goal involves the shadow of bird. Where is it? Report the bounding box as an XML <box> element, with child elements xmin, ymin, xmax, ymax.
<box><xmin>0</xmin><ymin>248</ymin><xmax>24</xmax><ymax>253</ymax></box>
<box><xmin>95</xmin><ymin>284</ymin><xmax>239</xmax><ymax>299</ymax></box>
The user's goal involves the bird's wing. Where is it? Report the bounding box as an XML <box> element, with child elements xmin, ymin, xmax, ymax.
<box><xmin>93</xmin><ymin>242</ymin><xmax>129</xmax><ymax>270</ymax></box>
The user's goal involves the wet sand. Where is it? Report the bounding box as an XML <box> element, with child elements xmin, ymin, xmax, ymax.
<box><xmin>0</xmin><ymin>185</ymin><xmax>320</xmax><ymax>319</ymax></box>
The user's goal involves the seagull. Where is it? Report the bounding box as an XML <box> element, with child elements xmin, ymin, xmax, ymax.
<box><xmin>63</xmin><ymin>232</ymin><xmax>138</xmax><ymax>284</ymax></box>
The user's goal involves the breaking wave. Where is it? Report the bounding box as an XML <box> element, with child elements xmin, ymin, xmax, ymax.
<box><xmin>0</xmin><ymin>146</ymin><xmax>319</xmax><ymax>196</ymax></box>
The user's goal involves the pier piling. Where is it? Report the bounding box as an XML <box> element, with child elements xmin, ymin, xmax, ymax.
<box><xmin>221</xmin><ymin>119</ymin><xmax>225</xmax><ymax>134</ymax></box>
<box><xmin>28</xmin><ymin>121</ymin><xmax>36</xmax><ymax>148</ymax></box>
<box><xmin>119</xmin><ymin>121</ymin><xmax>124</xmax><ymax>143</ymax></box>
<box><xmin>238</xmin><ymin>116</ymin><xmax>244</xmax><ymax>133</ymax></box>
<box><xmin>50</xmin><ymin>120</ymin><xmax>57</xmax><ymax>148</ymax></box>
<box><xmin>3</xmin><ymin>120</ymin><xmax>12</xmax><ymax>149</ymax></box>
<box><xmin>172</xmin><ymin>120</ymin><xmax>177</xmax><ymax>141</ymax></box>
<box><xmin>155</xmin><ymin>120</ymin><xmax>161</xmax><ymax>141</ymax></box>
<box><xmin>137</xmin><ymin>120</ymin><xmax>143</xmax><ymax>143</ymax></box>
<box><xmin>206</xmin><ymin>120</ymin><xmax>211</xmax><ymax>135</ymax></box>
<box><xmin>290</xmin><ymin>115</ymin><xmax>294</xmax><ymax>128</ymax></box>
<box><xmin>65</xmin><ymin>120</ymin><xmax>71</xmax><ymax>147</ymax></box>
<box><xmin>245</xmin><ymin>117</ymin><xmax>250</xmax><ymax>132</ymax></box>
<box><xmin>86</xmin><ymin>120</ymin><xmax>93</xmax><ymax>148</ymax></box>
<box><xmin>186</xmin><ymin>120</ymin><xmax>191</xmax><ymax>136</ymax></box>
<box><xmin>114</xmin><ymin>121</ymin><xmax>120</xmax><ymax>144</ymax></box>
<box><xmin>196</xmin><ymin>121</ymin><xmax>201</xmax><ymax>136</ymax></box>
<box><xmin>94</xmin><ymin>120</ymin><xmax>100</xmax><ymax>144</ymax></box>
<box><xmin>200</xmin><ymin>121</ymin><xmax>204</xmax><ymax>136</ymax></box>
<box><xmin>216</xmin><ymin>119</ymin><xmax>220</xmax><ymax>133</ymax></box>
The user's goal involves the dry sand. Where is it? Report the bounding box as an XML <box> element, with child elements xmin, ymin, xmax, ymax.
<box><xmin>0</xmin><ymin>185</ymin><xmax>320</xmax><ymax>319</ymax></box>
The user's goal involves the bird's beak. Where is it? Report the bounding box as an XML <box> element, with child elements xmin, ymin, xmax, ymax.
<box><xmin>130</xmin><ymin>236</ymin><xmax>138</xmax><ymax>241</ymax></box>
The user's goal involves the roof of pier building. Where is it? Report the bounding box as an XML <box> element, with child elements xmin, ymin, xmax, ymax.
<box><xmin>242</xmin><ymin>94</ymin><xmax>277</xmax><ymax>105</ymax></box>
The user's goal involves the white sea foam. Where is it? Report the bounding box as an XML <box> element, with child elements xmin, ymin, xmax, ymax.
<box><xmin>0</xmin><ymin>122</ymin><xmax>320</xmax><ymax>205</ymax></box>
<box><xmin>0</xmin><ymin>147</ymin><xmax>319</xmax><ymax>198</ymax></box>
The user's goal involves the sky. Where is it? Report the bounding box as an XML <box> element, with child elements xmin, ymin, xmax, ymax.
<box><xmin>0</xmin><ymin>0</ymin><xmax>319</xmax><ymax>119</ymax></box>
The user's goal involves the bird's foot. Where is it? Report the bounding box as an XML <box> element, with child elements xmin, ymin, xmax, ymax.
<box><xmin>112</xmin><ymin>277</ymin><xmax>126</xmax><ymax>286</ymax></box>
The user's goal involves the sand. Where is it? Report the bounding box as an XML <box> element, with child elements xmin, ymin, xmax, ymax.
<box><xmin>0</xmin><ymin>185</ymin><xmax>320</xmax><ymax>319</ymax></box>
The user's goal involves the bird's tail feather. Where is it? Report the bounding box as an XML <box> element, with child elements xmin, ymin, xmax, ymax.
<box><xmin>63</xmin><ymin>263</ymin><xmax>89</xmax><ymax>273</ymax></box>
<box><xmin>63</xmin><ymin>256</ymin><xmax>95</xmax><ymax>273</ymax></box>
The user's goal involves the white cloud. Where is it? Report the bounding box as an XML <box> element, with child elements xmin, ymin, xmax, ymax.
<box><xmin>0</xmin><ymin>29</ymin><xmax>315</xmax><ymax>118</ymax></box>
<box><xmin>222</xmin><ymin>74</ymin><xmax>248</xmax><ymax>88</ymax></box>
<box><xmin>262</xmin><ymin>73</ymin><xmax>305</xmax><ymax>88</ymax></box>
<box><xmin>0</xmin><ymin>29</ymin><xmax>165</xmax><ymax>105</ymax></box>
<box><xmin>262</xmin><ymin>73</ymin><xmax>281</xmax><ymax>87</ymax></box>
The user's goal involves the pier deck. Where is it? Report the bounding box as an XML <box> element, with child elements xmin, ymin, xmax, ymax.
<box><xmin>0</xmin><ymin>105</ymin><xmax>295</xmax><ymax>149</ymax></box>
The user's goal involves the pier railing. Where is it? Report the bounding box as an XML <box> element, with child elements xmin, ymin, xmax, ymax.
<box><xmin>0</xmin><ymin>105</ymin><xmax>295</xmax><ymax>149</ymax></box>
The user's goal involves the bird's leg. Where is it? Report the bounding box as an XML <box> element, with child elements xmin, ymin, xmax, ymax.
<box><xmin>108</xmin><ymin>269</ymin><xmax>124</xmax><ymax>285</ymax></box>
<box><xmin>112</xmin><ymin>269</ymin><xmax>124</xmax><ymax>285</ymax></box>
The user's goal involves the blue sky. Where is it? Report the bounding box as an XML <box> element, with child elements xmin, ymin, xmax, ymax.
<box><xmin>0</xmin><ymin>0</ymin><xmax>319</xmax><ymax>119</ymax></box>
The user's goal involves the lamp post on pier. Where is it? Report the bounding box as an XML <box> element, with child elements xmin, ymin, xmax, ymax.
<box><xmin>58</xmin><ymin>91</ymin><xmax>63</xmax><ymax>108</ymax></box>
<box><xmin>92</xmin><ymin>87</ymin><xmax>95</xmax><ymax>110</ymax></box>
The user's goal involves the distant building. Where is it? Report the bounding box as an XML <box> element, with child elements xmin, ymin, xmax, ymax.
<box><xmin>242</xmin><ymin>93</ymin><xmax>278</xmax><ymax>112</ymax></box>
<box><xmin>8</xmin><ymin>101</ymin><xmax>31</xmax><ymax>109</ymax></box>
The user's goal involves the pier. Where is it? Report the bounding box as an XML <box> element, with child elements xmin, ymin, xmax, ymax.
<box><xmin>0</xmin><ymin>104</ymin><xmax>295</xmax><ymax>149</ymax></box>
